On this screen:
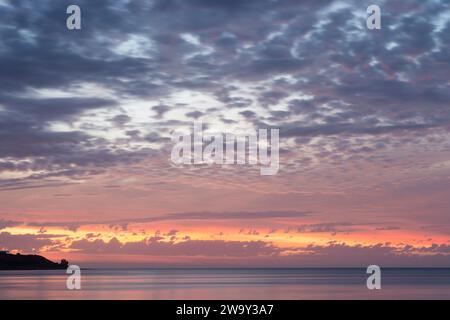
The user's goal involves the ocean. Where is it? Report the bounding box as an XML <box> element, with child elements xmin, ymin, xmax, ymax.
<box><xmin>0</xmin><ymin>268</ymin><xmax>449</xmax><ymax>300</ymax></box>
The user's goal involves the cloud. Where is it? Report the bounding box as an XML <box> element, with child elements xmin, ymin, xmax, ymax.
<box><xmin>20</xmin><ymin>210</ymin><xmax>312</xmax><ymax>231</ymax></box>
<box><xmin>1</xmin><ymin>0</ymin><xmax>450</xmax><ymax>267</ymax></box>
<box><xmin>297</xmin><ymin>222</ymin><xmax>358</xmax><ymax>234</ymax></box>
<box><xmin>282</xmin><ymin>242</ymin><xmax>450</xmax><ymax>266</ymax></box>
<box><xmin>0</xmin><ymin>96</ymin><xmax>118</xmax><ymax>122</ymax></box>
<box><xmin>0</xmin><ymin>232</ymin><xmax>53</xmax><ymax>252</ymax></box>
<box><xmin>70</xmin><ymin>237</ymin><xmax>280</xmax><ymax>257</ymax></box>
<box><xmin>0</xmin><ymin>219</ymin><xmax>22</xmax><ymax>230</ymax></box>
<box><xmin>67</xmin><ymin>237</ymin><xmax>450</xmax><ymax>266</ymax></box>
<box><xmin>1</xmin><ymin>0</ymin><xmax>449</xmax><ymax>188</ymax></box>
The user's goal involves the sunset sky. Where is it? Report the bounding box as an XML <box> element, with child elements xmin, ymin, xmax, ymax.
<box><xmin>0</xmin><ymin>0</ymin><xmax>450</xmax><ymax>267</ymax></box>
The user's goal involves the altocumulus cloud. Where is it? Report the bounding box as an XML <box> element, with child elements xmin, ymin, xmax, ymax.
<box><xmin>0</xmin><ymin>0</ymin><xmax>449</xmax><ymax>187</ymax></box>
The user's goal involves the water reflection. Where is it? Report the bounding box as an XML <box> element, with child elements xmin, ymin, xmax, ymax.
<box><xmin>0</xmin><ymin>268</ymin><xmax>449</xmax><ymax>300</ymax></box>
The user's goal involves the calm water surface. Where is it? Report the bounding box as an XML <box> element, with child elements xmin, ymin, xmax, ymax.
<box><xmin>0</xmin><ymin>268</ymin><xmax>449</xmax><ymax>299</ymax></box>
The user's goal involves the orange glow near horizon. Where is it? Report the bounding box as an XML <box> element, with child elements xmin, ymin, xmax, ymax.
<box><xmin>2</xmin><ymin>216</ymin><xmax>448</xmax><ymax>266</ymax></box>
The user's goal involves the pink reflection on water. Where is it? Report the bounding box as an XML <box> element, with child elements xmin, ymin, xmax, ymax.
<box><xmin>1</xmin><ymin>269</ymin><xmax>449</xmax><ymax>300</ymax></box>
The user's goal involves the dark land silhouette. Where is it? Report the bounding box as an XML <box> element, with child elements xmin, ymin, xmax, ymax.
<box><xmin>0</xmin><ymin>251</ymin><xmax>68</xmax><ymax>270</ymax></box>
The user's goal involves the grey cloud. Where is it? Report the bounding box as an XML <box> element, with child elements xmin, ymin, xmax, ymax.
<box><xmin>1</xmin><ymin>0</ymin><xmax>449</xmax><ymax>186</ymax></box>
<box><xmin>65</xmin><ymin>237</ymin><xmax>450</xmax><ymax>265</ymax></box>
<box><xmin>281</xmin><ymin>122</ymin><xmax>439</xmax><ymax>138</ymax></box>
<box><xmin>0</xmin><ymin>220</ymin><xmax>23</xmax><ymax>230</ymax></box>
<box><xmin>0</xmin><ymin>96</ymin><xmax>117</xmax><ymax>122</ymax></box>
<box><xmin>0</xmin><ymin>232</ymin><xmax>54</xmax><ymax>252</ymax></box>
<box><xmin>20</xmin><ymin>210</ymin><xmax>312</xmax><ymax>230</ymax></box>
<box><xmin>70</xmin><ymin>237</ymin><xmax>280</xmax><ymax>257</ymax></box>
<box><xmin>297</xmin><ymin>222</ymin><xmax>357</xmax><ymax>234</ymax></box>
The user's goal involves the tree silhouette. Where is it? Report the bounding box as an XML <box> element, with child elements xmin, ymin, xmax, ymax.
<box><xmin>60</xmin><ymin>259</ymin><xmax>69</xmax><ymax>267</ymax></box>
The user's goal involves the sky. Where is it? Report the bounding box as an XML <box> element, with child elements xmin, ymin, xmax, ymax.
<box><xmin>0</xmin><ymin>0</ymin><xmax>450</xmax><ymax>267</ymax></box>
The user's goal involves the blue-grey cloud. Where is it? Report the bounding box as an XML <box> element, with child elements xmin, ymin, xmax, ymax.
<box><xmin>0</xmin><ymin>0</ymin><xmax>449</xmax><ymax>186</ymax></box>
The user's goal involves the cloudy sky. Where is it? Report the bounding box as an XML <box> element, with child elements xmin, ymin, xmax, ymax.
<box><xmin>0</xmin><ymin>0</ymin><xmax>450</xmax><ymax>267</ymax></box>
